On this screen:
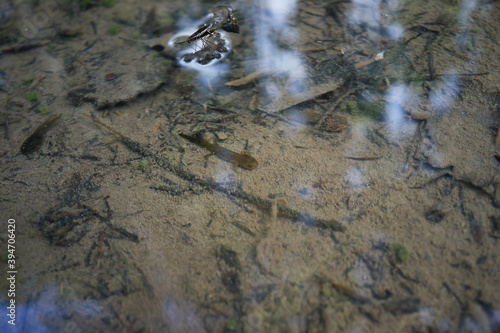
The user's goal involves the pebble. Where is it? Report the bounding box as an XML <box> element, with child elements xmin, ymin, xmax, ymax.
<box><xmin>216</xmin><ymin>132</ymin><xmax>228</xmax><ymax>140</ymax></box>
<box><xmin>408</xmin><ymin>104</ymin><xmax>431</xmax><ymax>120</ymax></box>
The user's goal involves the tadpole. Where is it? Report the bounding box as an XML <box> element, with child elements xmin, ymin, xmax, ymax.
<box><xmin>20</xmin><ymin>114</ymin><xmax>61</xmax><ymax>154</ymax></box>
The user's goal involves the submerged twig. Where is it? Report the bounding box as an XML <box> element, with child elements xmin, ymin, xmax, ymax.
<box><xmin>0</xmin><ymin>40</ymin><xmax>50</xmax><ymax>55</ymax></box>
<box><xmin>315</xmin><ymin>86</ymin><xmax>364</xmax><ymax>130</ymax></box>
<box><xmin>354</xmin><ymin>51</ymin><xmax>384</xmax><ymax>70</ymax></box>
<box><xmin>315</xmin><ymin>273</ymin><xmax>370</xmax><ymax>303</ymax></box>
<box><xmin>345</xmin><ymin>155</ymin><xmax>382</xmax><ymax>160</ymax></box>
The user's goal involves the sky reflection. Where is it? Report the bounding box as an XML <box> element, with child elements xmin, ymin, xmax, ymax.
<box><xmin>252</xmin><ymin>0</ymin><xmax>306</xmax><ymax>105</ymax></box>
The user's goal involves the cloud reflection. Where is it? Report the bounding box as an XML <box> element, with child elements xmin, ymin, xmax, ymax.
<box><xmin>252</xmin><ymin>0</ymin><xmax>305</xmax><ymax>103</ymax></box>
<box><xmin>385</xmin><ymin>84</ymin><xmax>407</xmax><ymax>130</ymax></box>
<box><xmin>458</xmin><ymin>0</ymin><xmax>477</xmax><ymax>23</ymax></box>
<box><xmin>428</xmin><ymin>74</ymin><xmax>460</xmax><ymax>113</ymax></box>
<box><xmin>345</xmin><ymin>166</ymin><xmax>365</xmax><ymax>190</ymax></box>
<box><xmin>348</xmin><ymin>0</ymin><xmax>381</xmax><ymax>28</ymax></box>
<box><xmin>164</xmin><ymin>300</ymin><xmax>204</xmax><ymax>332</ymax></box>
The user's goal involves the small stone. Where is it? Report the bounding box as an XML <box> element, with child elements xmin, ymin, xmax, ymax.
<box><xmin>57</xmin><ymin>23</ymin><xmax>81</xmax><ymax>37</ymax></box>
<box><xmin>408</xmin><ymin>104</ymin><xmax>431</xmax><ymax>120</ymax></box>
<box><xmin>216</xmin><ymin>132</ymin><xmax>228</xmax><ymax>140</ymax></box>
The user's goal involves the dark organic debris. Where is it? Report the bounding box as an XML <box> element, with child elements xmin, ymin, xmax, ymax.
<box><xmin>382</xmin><ymin>298</ymin><xmax>421</xmax><ymax>315</ymax></box>
<box><xmin>140</xmin><ymin>7</ymin><xmax>158</xmax><ymax>36</ymax></box>
<box><xmin>0</xmin><ymin>40</ymin><xmax>50</xmax><ymax>55</ymax></box>
<box><xmin>39</xmin><ymin>207</ymin><xmax>94</xmax><ymax>245</ymax></box>
<box><xmin>490</xmin><ymin>216</ymin><xmax>500</xmax><ymax>238</ymax></box>
<box><xmin>215</xmin><ymin>244</ymin><xmax>241</xmax><ymax>270</ymax></box>
<box><xmin>220</xmin><ymin>269</ymin><xmax>240</xmax><ymax>294</ymax></box>
<box><xmin>215</xmin><ymin>244</ymin><xmax>241</xmax><ymax>294</ymax></box>
<box><xmin>67</xmin><ymin>89</ymin><xmax>97</xmax><ymax>106</ymax></box>
<box><xmin>425</xmin><ymin>203</ymin><xmax>446</xmax><ymax>223</ymax></box>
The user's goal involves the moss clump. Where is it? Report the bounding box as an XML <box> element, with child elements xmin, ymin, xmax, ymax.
<box><xmin>29</xmin><ymin>212</ymin><xmax>40</xmax><ymax>222</ymax></box>
<box><xmin>341</xmin><ymin>96</ymin><xmax>385</xmax><ymax>120</ymax></box>
<box><xmin>0</xmin><ymin>195</ymin><xmax>18</xmax><ymax>202</ymax></box>
<box><xmin>340</xmin><ymin>99</ymin><xmax>359</xmax><ymax>114</ymax></box>
<box><xmin>25</xmin><ymin>91</ymin><xmax>38</xmax><ymax>102</ymax></box>
<box><xmin>389</xmin><ymin>243</ymin><xmax>409</xmax><ymax>263</ymax></box>
<box><xmin>160</xmin><ymin>59</ymin><xmax>173</xmax><ymax>67</ymax></box>
<box><xmin>358</xmin><ymin>100</ymin><xmax>385</xmax><ymax>120</ymax></box>
<box><xmin>158</xmin><ymin>14</ymin><xmax>174</xmax><ymax>28</ymax></box>
<box><xmin>322</xmin><ymin>285</ymin><xmax>333</xmax><ymax>298</ymax></box>
<box><xmin>225</xmin><ymin>319</ymin><xmax>241</xmax><ymax>331</ymax></box>
<box><xmin>184</xmin><ymin>73</ymin><xmax>195</xmax><ymax>83</ymax></box>
<box><xmin>137</xmin><ymin>160</ymin><xmax>151</xmax><ymax>171</ymax></box>
<box><xmin>38</xmin><ymin>106</ymin><xmax>51</xmax><ymax>114</ymax></box>
<box><xmin>109</xmin><ymin>25</ymin><xmax>120</xmax><ymax>34</ymax></box>
<box><xmin>242</xmin><ymin>47</ymin><xmax>254</xmax><ymax>57</ymax></box>
<box><xmin>80</xmin><ymin>0</ymin><xmax>97</xmax><ymax>10</ymax></box>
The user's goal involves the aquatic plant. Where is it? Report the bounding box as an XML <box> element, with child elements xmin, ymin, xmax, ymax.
<box><xmin>25</xmin><ymin>91</ymin><xmax>38</xmax><ymax>101</ymax></box>
<box><xmin>109</xmin><ymin>25</ymin><xmax>120</xmax><ymax>34</ymax></box>
<box><xmin>389</xmin><ymin>243</ymin><xmax>409</xmax><ymax>263</ymax></box>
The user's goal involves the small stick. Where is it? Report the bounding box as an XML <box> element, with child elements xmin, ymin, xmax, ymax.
<box><xmin>0</xmin><ymin>40</ymin><xmax>50</xmax><ymax>55</ymax></box>
<box><xmin>345</xmin><ymin>155</ymin><xmax>382</xmax><ymax>160</ymax></box>
<box><xmin>31</xmin><ymin>75</ymin><xmax>47</xmax><ymax>89</ymax></box>
<box><xmin>315</xmin><ymin>274</ymin><xmax>369</xmax><ymax>303</ymax></box>
<box><xmin>153</xmin><ymin>119</ymin><xmax>162</xmax><ymax>133</ymax></box>
<box><xmin>354</xmin><ymin>51</ymin><xmax>385</xmax><ymax>70</ymax></box>
<box><xmin>315</xmin><ymin>85</ymin><xmax>364</xmax><ymax>129</ymax></box>
<box><xmin>85</xmin><ymin>114</ymin><xmax>124</xmax><ymax>138</ymax></box>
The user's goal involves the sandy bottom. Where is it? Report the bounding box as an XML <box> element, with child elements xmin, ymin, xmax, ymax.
<box><xmin>1</xmin><ymin>0</ymin><xmax>499</xmax><ymax>332</ymax></box>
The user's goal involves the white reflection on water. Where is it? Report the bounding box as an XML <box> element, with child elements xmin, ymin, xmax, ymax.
<box><xmin>164</xmin><ymin>300</ymin><xmax>204</xmax><ymax>332</ymax></box>
<box><xmin>386</xmin><ymin>23</ymin><xmax>404</xmax><ymax>40</ymax></box>
<box><xmin>13</xmin><ymin>286</ymin><xmax>102</xmax><ymax>332</ymax></box>
<box><xmin>429</xmin><ymin>74</ymin><xmax>459</xmax><ymax>113</ymax></box>
<box><xmin>348</xmin><ymin>0</ymin><xmax>381</xmax><ymax>31</ymax></box>
<box><xmin>347</xmin><ymin>0</ymin><xmax>403</xmax><ymax>41</ymax></box>
<box><xmin>385</xmin><ymin>85</ymin><xmax>407</xmax><ymax>131</ymax></box>
<box><xmin>252</xmin><ymin>0</ymin><xmax>305</xmax><ymax>102</ymax></box>
<box><xmin>345</xmin><ymin>166</ymin><xmax>365</xmax><ymax>190</ymax></box>
<box><xmin>458</xmin><ymin>0</ymin><xmax>477</xmax><ymax>23</ymax></box>
<box><xmin>385</xmin><ymin>84</ymin><xmax>417</xmax><ymax>142</ymax></box>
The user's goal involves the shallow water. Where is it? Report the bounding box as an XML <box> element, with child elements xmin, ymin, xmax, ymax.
<box><xmin>1</xmin><ymin>0</ymin><xmax>499</xmax><ymax>332</ymax></box>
